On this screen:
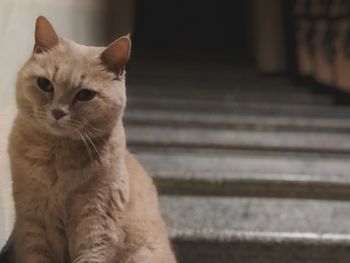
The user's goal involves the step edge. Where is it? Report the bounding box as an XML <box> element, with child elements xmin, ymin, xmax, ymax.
<box><xmin>155</xmin><ymin>176</ymin><xmax>350</xmax><ymax>200</ymax></box>
<box><xmin>170</xmin><ymin>229</ymin><xmax>350</xmax><ymax>245</ymax></box>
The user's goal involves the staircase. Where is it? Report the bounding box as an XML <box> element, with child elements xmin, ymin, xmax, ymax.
<box><xmin>125</xmin><ymin>53</ymin><xmax>350</xmax><ymax>263</ymax></box>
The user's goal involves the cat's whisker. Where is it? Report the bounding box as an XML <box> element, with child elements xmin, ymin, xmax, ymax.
<box><xmin>68</xmin><ymin>121</ymin><xmax>82</xmax><ymax>130</ymax></box>
<box><xmin>83</xmin><ymin>131</ymin><xmax>102</xmax><ymax>163</ymax></box>
<box><xmin>84</xmin><ymin>128</ymin><xmax>109</xmax><ymax>147</ymax></box>
<box><xmin>21</xmin><ymin>108</ymin><xmax>47</xmax><ymax>120</ymax></box>
<box><xmin>84</xmin><ymin>127</ymin><xmax>99</xmax><ymax>137</ymax></box>
<box><xmin>76</xmin><ymin>130</ymin><xmax>93</xmax><ymax>163</ymax></box>
<box><xmin>86</xmin><ymin>125</ymin><xmax>105</xmax><ymax>133</ymax></box>
<box><xmin>68</xmin><ymin>119</ymin><xmax>82</xmax><ymax>126</ymax></box>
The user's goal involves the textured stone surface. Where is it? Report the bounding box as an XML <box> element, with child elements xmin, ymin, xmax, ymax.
<box><xmin>125</xmin><ymin>108</ymin><xmax>350</xmax><ymax>132</ymax></box>
<box><xmin>126</xmin><ymin>96</ymin><xmax>350</xmax><ymax>118</ymax></box>
<box><xmin>127</xmin><ymin>90</ymin><xmax>331</xmax><ymax>104</ymax></box>
<box><xmin>125</xmin><ymin>54</ymin><xmax>350</xmax><ymax>262</ymax></box>
<box><xmin>126</xmin><ymin>60</ymin><xmax>331</xmax><ymax>105</ymax></box>
<box><xmin>134</xmin><ymin>150</ymin><xmax>350</xmax><ymax>180</ymax></box>
<box><xmin>172</xmin><ymin>237</ymin><xmax>350</xmax><ymax>263</ymax></box>
<box><xmin>132</xmin><ymin>149</ymin><xmax>350</xmax><ymax>199</ymax></box>
<box><xmin>160</xmin><ymin>196</ymin><xmax>350</xmax><ymax>234</ymax></box>
<box><xmin>161</xmin><ymin>197</ymin><xmax>350</xmax><ymax>262</ymax></box>
<box><xmin>126</xmin><ymin>124</ymin><xmax>350</xmax><ymax>153</ymax></box>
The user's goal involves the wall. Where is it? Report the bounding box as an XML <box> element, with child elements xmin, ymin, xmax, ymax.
<box><xmin>0</xmin><ymin>0</ymin><xmax>105</xmax><ymax>247</ymax></box>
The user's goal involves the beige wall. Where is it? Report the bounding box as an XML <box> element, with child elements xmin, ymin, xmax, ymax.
<box><xmin>0</xmin><ymin>0</ymin><xmax>105</xmax><ymax>246</ymax></box>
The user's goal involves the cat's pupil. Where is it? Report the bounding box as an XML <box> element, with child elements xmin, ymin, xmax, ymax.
<box><xmin>76</xmin><ymin>89</ymin><xmax>96</xmax><ymax>102</ymax></box>
<box><xmin>37</xmin><ymin>77</ymin><xmax>53</xmax><ymax>92</ymax></box>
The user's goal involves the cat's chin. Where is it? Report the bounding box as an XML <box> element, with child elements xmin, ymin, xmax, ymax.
<box><xmin>43</xmin><ymin>122</ymin><xmax>79</xmax><ymax>139</ymax></box>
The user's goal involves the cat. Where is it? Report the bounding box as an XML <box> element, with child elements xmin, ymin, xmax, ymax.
<box><xmin>0</xmin><ymin>16</ymin><xmax>177</xmax><ymax>263</ymax></box>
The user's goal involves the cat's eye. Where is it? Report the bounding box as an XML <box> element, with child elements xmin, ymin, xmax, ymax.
<box><xmin>76</xmin><ymin>89</ymin><xmax>96</xmax><ymax>102</ymax></box>
<box><xmin>37</xmin><ymin>77</ymin><xmax>53</xmax><ymax>92</ymax></box>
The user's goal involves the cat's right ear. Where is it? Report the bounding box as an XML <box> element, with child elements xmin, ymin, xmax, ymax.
<box><xmin>34</xmin><ymin>16</ymin><xmax>59</xmax><ymax>54</ymax></box>
<box><xmin>101</xmin><ymin>34</ymin><xmax>132</xmax><ymax>76</ymax></box>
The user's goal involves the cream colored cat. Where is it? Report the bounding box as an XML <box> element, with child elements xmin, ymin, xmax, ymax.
<box><xmin>0</xmin><ymin>16</ymin><xmax>176</xmax><ymax>263</ymax></box>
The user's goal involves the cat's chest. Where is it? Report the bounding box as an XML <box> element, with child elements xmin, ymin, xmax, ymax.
<box><xmin>13</xmin><ymin>140</ymin><xmax>92</xmax><ymax>206</ymax></box>
<box><xmin>14</xmin><ymin>143</ymin><xmax>95</xmax><ymax>263</ymax></box>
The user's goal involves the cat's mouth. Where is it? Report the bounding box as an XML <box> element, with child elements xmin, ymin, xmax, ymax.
<box><xmin>44</xmin><ymin>120</ymin><xmax>74</xmax><ymax>137</ymax></box>
<box><xmin>50</xmin><ymin>121</ymin><xmax>64</xmax><ymax>129</ymax></box>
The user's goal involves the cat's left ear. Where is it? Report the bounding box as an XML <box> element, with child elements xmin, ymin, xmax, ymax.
<box><xmin>101</xmin><ymin>34</ymin><xmax>131</xmax><ymax>76</ymax></box>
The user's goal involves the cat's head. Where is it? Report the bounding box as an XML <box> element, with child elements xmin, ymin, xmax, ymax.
<box><xmin>16</xmin><ymin>16</ymin><xmax>131</xmax><ymax>139</ymax></box>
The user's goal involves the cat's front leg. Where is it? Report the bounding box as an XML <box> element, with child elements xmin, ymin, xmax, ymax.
<box><xmin>127</xmin><ymin>245</ymin><xmax>177</xmax><ymax>263</ymax></box>
<box><xmin>15</xmin><ymin>217</ymin><xmax>54</xmax><ymax>263</ymax></box>
<box><xmin>67</xmin><ymin>200</ymin><xmax>123</xmax><ymax>263</ymax></box>
<box><xmin>68</xmin><ymin>217</ymin><xmax>122</xmax><ymax>263</ymax></box>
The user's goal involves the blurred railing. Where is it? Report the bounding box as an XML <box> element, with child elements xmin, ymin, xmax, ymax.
<box><xmin>295</xmin><ymin>0</ymin><xmax>350</xmax><ymax>92</ymax></box>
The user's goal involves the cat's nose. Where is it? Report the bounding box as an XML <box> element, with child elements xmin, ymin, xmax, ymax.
<box><xmin>51</xmin><ymin>108</ymin><xmax>68</xmax><ymax>120</ymax></box>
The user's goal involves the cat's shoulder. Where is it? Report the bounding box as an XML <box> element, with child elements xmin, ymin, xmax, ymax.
<box><xmin>125</xmin><ymin>150</ymin><xmax>156</xmax><ymax>190</ymax></box>
<box><xmin>125</xmin><ymin>150</ymin><xmax>146</xmax><ymax>176</ymax></box>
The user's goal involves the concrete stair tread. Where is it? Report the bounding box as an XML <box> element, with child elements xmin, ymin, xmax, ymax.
<box><xmin>134</xmin><ymin>150</ymin><xmax>350</xmax><ymax>199</ymax></box>
<box><xmin>127</xmin><ymin>97</ymin><xmax>350</xmax><ymax>117</ymax></box>
<box><xmin>163</xmin><ymin>196</ymin><xmax>350</xmax><ymax>263</ymax></box>
<box><xmin>125</xmin><ymin>108</ymin><xmax>350</xmax><ymax>131</ymax></box>
<box><xmin>128</xmin><ymin>74</ymin><xmax>301</xmax><ymax>87</ymax></box>
<box><xmin>135</xmin><ymin>150</ymin><xmax>350</xmax><ymax>180</ymax></box>
<box><xmin>161</xmin><ymin>196</ymin><xmax>350</xmax><ymax>236</ymax></box>
<box><xmin>126</xmin><ymin>124</ymin><xmax>350</xmax><ymax>153</ymax></box>
<box><xmin>128</xmin><ymin>61</ymin><xmax>280</xmax><ymax>79</ymax></box>
<box><xmin>127</xmin><ymin>56</ymin><xmax>350</xmax><ymax>262</ymax></box>
<box><xmin>127</xmin><ymin>87</ymin><xmax>331</xmax><ymax>104</ymax></box>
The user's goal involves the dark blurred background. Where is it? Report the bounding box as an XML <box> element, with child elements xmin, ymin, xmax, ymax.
<box><xmin>133</xmin><ymin>1</ymin><xmax>249</xmax><ymax>52</ymax></box>
<box><xmin>116</xmin><ymin>1</ymin><xmax>350</xmax><ymax>262</ymax></box>
<box><xmin>108</xmin><ymin>0</ymin><xmax>289</xmax><ymax>74</ymax></box>
<box><xmin>105</xmin><ymin>0</ymin><xmax>350</xmax><ymax>96</ymax></box>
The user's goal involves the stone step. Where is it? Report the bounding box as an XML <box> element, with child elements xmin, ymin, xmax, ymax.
<box><xmin>126</xmin><ymin>124</ymin><xmax>350</xmax><ymax>154</ymax></box>
<box><xmin>128</xmin><ymin>60</ymin><xmax>291</xmax><ymax>85</ymax></box>
<box><xmin>128</xmin><ymin>80</ymin><xmax>304</xmax><ymax>92</ymax></box>
<box><xmin>124</xmin><ymin>108</ymin><xmax>350</xmax><ymax>132</ymax></box>
<box><xmin>161</xmin><ymin>196</ymin><xmax>350</xmax><ymax>263</ymax></box>
<box><xmin>133</xmin><ymin>149</ymin><xmax>350</xmax><ymax>199</ymax></box>
<box><xmin>127</xmin><ymin>89</ymin><xmax>331</xmax><ymax>105</ymax></box>
<box><xmin>127</xmin><ymin>81</ymin><xmax>329</xmax><ymax>100</ymax></box>
<box><xmin>126</xmin><ymin>97</ymin><xmax>350</xmax><ymax>118</ymax></box>
<box><xmin>127</xmin><ymin>62</ymin><xmax>325</xmax><ymax>98</ymax></box>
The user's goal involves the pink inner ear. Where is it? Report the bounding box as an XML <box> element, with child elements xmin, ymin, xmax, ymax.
<box><xmin>101</xmin><ymin>36</ymin><xmax>131</xmax><ymax>75</ymax></box>
<box><xmin>34</xmin><ymin>16</ymin><xmax>59</xmax><ymax>53</ymax></box>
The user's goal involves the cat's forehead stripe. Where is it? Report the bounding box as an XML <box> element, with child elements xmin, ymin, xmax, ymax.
<box><xmin>78</xmin><ymin>74</ymin><xmax>86</xmax><ymax>88</ymax></box>
<box><xmin>52</xmin><ymin>65</ymin><xmax>59</xmax><ymax>83</ymax></box>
